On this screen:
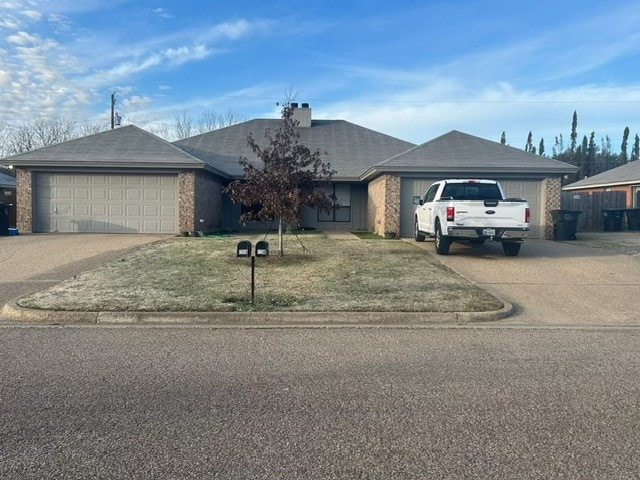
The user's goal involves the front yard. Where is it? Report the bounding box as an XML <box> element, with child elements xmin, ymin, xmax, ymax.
<box><xmin>18</xmin><ymin>232</ymin><xmax>503</xmax><ymax>313</ymax></box>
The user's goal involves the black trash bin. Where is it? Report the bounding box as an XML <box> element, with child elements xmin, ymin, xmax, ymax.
<box><xmin>602</xmin><ymin>209</ymin><xmax>625</xmax><ymax>231</ymax></box>
<box><xmin>0</xmin><ymin>203</ymin><xmax>12</xmax><ymax>236</ymax></box>
<box><xmin>626</xmin><ymin>208</ymin><xmax>640</xmax><ymax>231</ymax></box>
<box><xmin>551</xmin><ymin>210</ymin><xmax>581</xmax><ymax>241</ymax></box>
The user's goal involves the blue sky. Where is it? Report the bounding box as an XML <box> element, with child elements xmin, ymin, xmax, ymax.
<box><xmin>1</xmin><ymin>0</ymin><xmax>640</xmax><ymax>151</ymax></box>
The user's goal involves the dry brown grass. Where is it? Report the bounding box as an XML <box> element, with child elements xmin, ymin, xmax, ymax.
<box><xmin>19</xmin><ymin>232</ymin><xmax>503</xmax><ymax>312</ymax></box>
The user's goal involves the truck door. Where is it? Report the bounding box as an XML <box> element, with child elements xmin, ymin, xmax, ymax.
<box><xmin>418</xmin><ymin>183</ymin><xmax>439</xmax><ymax>233</ymax></box>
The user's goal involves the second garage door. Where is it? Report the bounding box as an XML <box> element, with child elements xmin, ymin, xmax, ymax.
<box><xmin>35</xmin><ymin>173</ymin><xmax>178</xmax><ymax>233</ymax></box>
<box><xmin>399</xmin><ymin>177</ymin><xmax>543</xmax><ymax>239</ymax></box>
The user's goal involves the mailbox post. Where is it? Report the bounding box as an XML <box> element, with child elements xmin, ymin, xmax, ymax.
<box><xmin>236</xmin><ymin>240</ymin><xmax>269</xmax><ymax>305</ymax></box>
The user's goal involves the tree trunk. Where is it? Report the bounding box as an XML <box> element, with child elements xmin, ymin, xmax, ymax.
<box><xmin>278</xmin><ymin>217</ymin><xmax>284</xmax><ymax>256</ymax></box>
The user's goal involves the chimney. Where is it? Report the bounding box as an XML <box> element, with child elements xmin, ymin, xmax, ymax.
<box><xmin>292</xmin><ymin>103</ymin><xmax>312</xmax><ymax>128</ymax></box>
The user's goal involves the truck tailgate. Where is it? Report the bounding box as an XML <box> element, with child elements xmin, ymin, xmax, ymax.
<box><xmin>450</xmin><ymin>201</ymin><xmax>528</xmax><ymax>228</ymax></box>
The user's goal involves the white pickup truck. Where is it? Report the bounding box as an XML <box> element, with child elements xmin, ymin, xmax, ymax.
<box><xmin>413</xmin><ymin>179</ymin><xmax>530</xmax><ymax>256</ymax></box>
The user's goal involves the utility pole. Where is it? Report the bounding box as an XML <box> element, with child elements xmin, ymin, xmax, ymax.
<box><xmin>110</xmin><ymin>92</ymin><xmax>116</xmax><ymax>130</ymax></box>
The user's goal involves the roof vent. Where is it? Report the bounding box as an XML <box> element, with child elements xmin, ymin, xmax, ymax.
<box><xmin>301</xmin><ymin>102</ymin><xmax>309</xmax><ymax>108</ymax></box>
<box><xmin>291</xmin><ymin>102</ymin><xmax>299</xmax><ymax>108</ymax></box>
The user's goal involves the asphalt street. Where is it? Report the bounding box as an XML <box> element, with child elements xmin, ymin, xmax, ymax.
<box><xmin>2</xmin><ymin>325</ymin><xmax>640</xmax><ymax>479</ymax></box>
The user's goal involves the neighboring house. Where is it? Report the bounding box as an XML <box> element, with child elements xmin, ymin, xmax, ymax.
<box><xmin>563</xmin><ymin>161</ymin><xmax>640</xmax><ymax>207</ymax></box>
<box><xmin>0</xmin><ymin>104</ymin><xmax>576</xmax><ymax>238</ymax></box>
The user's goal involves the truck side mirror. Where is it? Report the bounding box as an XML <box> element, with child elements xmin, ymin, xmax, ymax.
<box><xmin>236</xmin><ymin>240</ymin><xmax>252</xmax><ymax>257</ymax></box>
<box><xmin>255</xmin><ymin>240</ymin><xmax>269</xmax><ymax>257</ymax></box>
<box><xmin>412</xmin><ymin>195</ymin><xmax>423</xmax><ymax>206</ymax></box>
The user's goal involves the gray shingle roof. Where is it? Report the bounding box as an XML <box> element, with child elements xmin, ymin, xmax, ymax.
<box><xmin>174</xmin><ymin>119</ymin><xmax>416</xmax><ymax>180</ymax></box>
<box><xmin>564</xmin><ymin>160</ymin><xmax>640</xmax><ymax>189</ymax></box>
<box><xmin>0</xmin><ymin>172</ymin><xmax>16</xmax><ymax>188</ymax></box>
<box><xmin>362</xmin><ymin>130</ymin><xmax>577</xmax><ymax>179</ymax></box>
<box><xmin>1</xmin><ymin>125</ymin><xmax>205</xmax><ymax>169</ymax></box>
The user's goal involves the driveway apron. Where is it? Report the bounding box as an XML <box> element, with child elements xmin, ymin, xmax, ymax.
<box><xmin>414</xmin><ymin>239</ymin><xmax>640</xmax><ymax>325</ymax></box>
<box><xmin>0</xmin><ymin>234</ymin><xmax>169</xmax><ymax>317</ymax></box>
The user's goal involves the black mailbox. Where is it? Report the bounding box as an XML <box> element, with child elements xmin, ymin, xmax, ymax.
<box><xmin>236</xmin><ymin>240</ymin><xmax>252</xmax><ymax>257</ymax></box>
<box><xmin>255</xmin><ymin>240</ymin><xmax>269</xmax><ymax>257</ymax></box>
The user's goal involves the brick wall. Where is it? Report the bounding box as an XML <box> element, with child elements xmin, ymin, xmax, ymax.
<box><xmin>367</xmin><ymin>174</ymin><xmax>400</xmax><ymax>236</ymax></box>
<box><xmin>16</xmin><ymin>169</ymin><xmax>32</xmax><ymax>233</ymax></box>
<box><xmin>179</xmin><ymin>170</ymin><xmax>223</xmax><ymax>234</ymax></box>
<box><xmin>543</xmin><ymin>177</ymin><xmax>561</xmax><ymax>239</ymax></box>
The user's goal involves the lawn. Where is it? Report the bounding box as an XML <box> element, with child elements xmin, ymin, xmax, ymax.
<box><xmin>18</xmin><ymin>232</ymin><xmax>503</xmax><ymax>313</ymax></box>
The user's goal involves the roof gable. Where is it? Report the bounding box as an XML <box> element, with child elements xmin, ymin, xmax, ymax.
<box><xmin>1</xmin><ymin>125</ymin><xmax>205</xmax><ymax>169</ymax></box>
<box><xmin>363</xmin><ymin>130</ymin><xmax>577</xmax><ymax>178</ymax></box>
<box><xmin>564</xmin><ymin>160</ymin><xmax>640</xmax><ymax>189</ymax></box>
<box><xmin>174</xmin><ymin>119</ymin><xmax>415</xmax><ymax>180</ymax></box>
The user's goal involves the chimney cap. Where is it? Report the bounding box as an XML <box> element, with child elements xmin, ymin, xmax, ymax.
<box><xmin>301</xmin><ymin>102</ymin><xmax>309</xmax><ymax>108</ymax></box>
<box><xmin>291</xmin><ymin>102</ymin><xmax>299</xmax><ymax>108</ymax></box>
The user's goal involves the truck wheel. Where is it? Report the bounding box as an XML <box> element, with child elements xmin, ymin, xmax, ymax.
<box><xmin>414</xmin><ymin>219</ymin><xmax>426</xmax><ymax>242</ymax></box>
<box><xmin>502</xmin><ymin>242</ymin><xmax>521</xmax><ymax>256</ymax></box>
<box><xmin>434</xmin><ymin>222</ymin><xmax>451</xmax><ymax>255</ymax></box>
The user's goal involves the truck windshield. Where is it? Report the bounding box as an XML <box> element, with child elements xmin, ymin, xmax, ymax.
<box><xmin>441</xmin><ymin>183</ymin><xmax>502</xmax><ymax>200</ymax></box>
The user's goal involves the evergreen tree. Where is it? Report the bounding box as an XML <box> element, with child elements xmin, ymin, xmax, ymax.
<box><xmin>620</xmin><ymin>126</ymin><xmax>630</xmax><ymax>163</ymax></box>
<box><xmin>570</xmin><ymin>111</ymin><xmax>578</xmax><ymax>153</ymax></box>
<box><xmin>632</xmin><ymin>134</ymin><xmax>640</xmax><ymax>162</ymax></box>
<box><xmin>586</xmin><ymin>132</ymin><xmax>597</xmax><ymax>177</ymax></box>
<box><xmin>553</xmin><ymin>134</ymin><xmax>565</xmax><ymax>157</ymax></box>
<box><xmin>525</xmin><ymin>131</ymin><xmax>533</xmax><ymax>152</ymax></box>
<box><xmin>538</xmin><ymin>138</ymin><xmax>545</xmax><ymax>156</ymax></box>
<box><xmin>500</xmin><ymin>131</ymin><xmax>507</xmax><ymax>145</ymax></box>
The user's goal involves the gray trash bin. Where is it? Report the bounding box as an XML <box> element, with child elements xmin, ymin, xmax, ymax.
<box><xmin>551</xmin><ymin>210</ymin><xmax>581</xmax><ymax>241</ymax></box>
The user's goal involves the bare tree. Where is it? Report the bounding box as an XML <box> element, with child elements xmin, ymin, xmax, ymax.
<box><xmin>172</xmin><ymin>110</ymin><xmax>194</xmax><ymax>140</ymax></box>
<box><xmin>4</xmin><ymin>117</ymin><xmax>77</xmax><ymax>155</ymax></box>
<box><xmin>224</xmin><ymin>103</ymin><xmax>335</xmax><ymax>256</ymax></box>
<box><xmin>195</xmin><ymin>109</ymin><xmax>246</xmax><ymax>134</ymax></box>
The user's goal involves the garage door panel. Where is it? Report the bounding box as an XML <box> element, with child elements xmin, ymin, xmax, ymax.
<box><xmin>127</xmin><ymin>189</ymin><xmax>141</xmax><ymax>200</ymax></box>
<box><xmin>75</xmin><ymin>205</ymin><xmax>90</xmax><ymax>216</ymax></box>
<box><xmin>109</xmin><ymin>205</ymin><xmax>124</xmax><ymax>215</ymax></box>
<box><xmin>35</xmin><ymin>173</ymin><xmax>178</xmax><ymax>233</ymax></box>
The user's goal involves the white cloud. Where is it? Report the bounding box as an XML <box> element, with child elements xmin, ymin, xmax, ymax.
<box><xmin>22</xmin><ymin>9</ymin><xmax>41</xmax><ymax>21</ymax></box>
<box><xmin>47</xmin><ymin>13</ymin><xmax>72</xmax><ymax>32</ymax></box>
<box><xmin>0</xmin><ymin>15</ymin><xmax>22</xmax><ymax>29</ymax></box>
<box><xmin>6</xmin><ymin>30</ymin><xmax>39</xmax><ymax>45</ymax></box>
<box><xmin>152</xmin><ymin>8</ymin><xmax>173</xmax><ymax>19</ymax></box>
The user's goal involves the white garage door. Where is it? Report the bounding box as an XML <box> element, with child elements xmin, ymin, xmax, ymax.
<box><xmin>399</xmin><ymin>178</ymin><xmax>438</xmax><ymax>238</ymax></box>
<box><xmin>399</xmin><ymin>177</ymin><xmax>543</xmax><ymax>239</ymax></box>
<box><xmin>35</xmin><ymin>173</ymin><xmax>178</xmax><ymax>233</ymax></box>
<box><xmin>497</xmin><ymin>179</ymin><xmax>542</xmax><ymax>238</ymax></box>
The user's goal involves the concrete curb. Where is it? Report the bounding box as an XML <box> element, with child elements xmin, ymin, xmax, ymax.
<box><xmin>1</xmin><ymin>298</ymin><xmax>513</xmax><ymax>327</ymax></box>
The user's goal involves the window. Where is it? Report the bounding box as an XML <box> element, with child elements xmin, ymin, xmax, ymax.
<box><xmin>441</xmin><ymin>182</ymin><xmax>502</xmax><ymax>200</ymax></box>
<box><xmin>424</xmin><ymin>184</ymin><xmax>439</xmax><ymax>203</ymax></box>
<box><xmin>318</xmin><ymin>184</ymin><xmax>351</xmax><ymax>222</ymax></box>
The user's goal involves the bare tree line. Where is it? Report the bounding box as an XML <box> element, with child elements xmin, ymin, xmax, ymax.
<box><xmin>148</xmin><ymin>109</ymin><xmax>246</xmax><ymax>141</ymax></box>
<box><xmin>0</xmin><ymin>109</ymin><xmax>245</xmax><ymax>165</ymax></box>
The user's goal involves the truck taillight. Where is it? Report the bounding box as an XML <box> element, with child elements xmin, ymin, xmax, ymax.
<box><xmin>446</xmin><ymin>206</ymin><xmax>455</xmax><ymax>222</ymax></box>
<box><xmin>525</xmin><ymin>207</ymin><xmax>530</xmax><ymax>223</ymax></box>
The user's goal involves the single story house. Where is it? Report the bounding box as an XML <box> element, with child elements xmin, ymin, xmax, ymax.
<box><xmin>1</xmin><ymin>104</ymin><xmax>576</xmax><ymax>239</ymax></box>
<box><xmin>563</xmin><ymin>161</ymin><xmax>640</xmax><ymax>208</ymax></box>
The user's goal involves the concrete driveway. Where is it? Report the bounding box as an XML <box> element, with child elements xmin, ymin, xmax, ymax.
<box><xmin>0</xmin><ymin>234</ymin><xmax>170</xmax><ymax>313</ymax></box>
<box><xmin>412</xmin><ymin>233</ymin><xmax>640</xmax><ymax>325</ymax></box>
